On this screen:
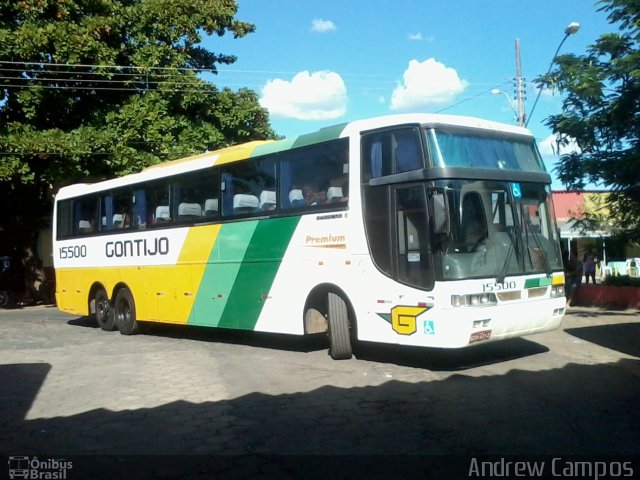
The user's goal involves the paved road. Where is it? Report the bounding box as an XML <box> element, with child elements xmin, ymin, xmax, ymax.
<box><xmin>1</xmin><ymin>305</ymin><xmax>639</xmax><ymax>478</ymax></box>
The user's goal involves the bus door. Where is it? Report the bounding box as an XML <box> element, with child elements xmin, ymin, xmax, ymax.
<box><xmin>393</xmin><ymin>185</ymin><xmax>433</xmax><ymax>290</ymax></box>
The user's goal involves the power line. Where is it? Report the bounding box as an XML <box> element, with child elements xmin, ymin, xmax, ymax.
<box><xmin>0</xmin><ymin>60</ymin><xmax>513</xmax><ymax>90</ymax></box>
<box><xmin>435</xmin><ymin>81</ymin><xmax>512</xmax><ymax>114</ymax></box>
<box><xmin>0</xmin><ymin>60</ymin><xmax>216</xmax><ymax>73</ymax></box>
<box><xmin>0</xmin><ymin>61</ymin><xmax>528</xmax><ymax>126</ymax></box>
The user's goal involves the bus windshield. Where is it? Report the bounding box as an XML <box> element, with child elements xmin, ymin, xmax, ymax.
<box><xmin>436</xmin><ymin>180</ymin><xmax>563</xmax><ymax>281</ymax></box>
<box><xmin>427</xmin><ymin>128</ymin><xmax>545</xmax><ymax>172</ymax></box>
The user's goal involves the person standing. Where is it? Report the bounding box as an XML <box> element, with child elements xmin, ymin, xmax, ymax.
<box><xmin>583</xmin><ymin>251</ymin><xmax>596</xmax><ymax>284</ymax></box>
<box><xmin>562</xmin><ymin>249</ymin><xmax>574</xmax><ymax>303</ymax></box>
<box><xmin>566</xmin><ymin>249</ymin><xmax>583</xmax><ymax>306</ymax></box>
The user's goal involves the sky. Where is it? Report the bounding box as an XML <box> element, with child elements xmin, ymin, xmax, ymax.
<box><xmin>203</xmin><ymin>0</ymin><xmax>615</xmax><ymax>188</ymax></box>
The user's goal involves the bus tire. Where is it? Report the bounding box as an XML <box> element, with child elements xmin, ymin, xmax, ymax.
<box><xmin>327</xmin><ymin>292</ymin><xmax>352</xmax><ymax>360</ymax></box>
<box><xmin>94</xmin><ymin>288</ymin><xmax>115</xmax><ymax>331</ymax></box>
<box><xmin>114</xmin><ymin>288</ymin><xmax>139</xmax><ymax>335</ymax></box>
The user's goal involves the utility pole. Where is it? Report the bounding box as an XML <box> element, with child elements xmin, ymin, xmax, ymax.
<box><xmin>515</xmin><ymin>38</ymin><xmax>526</xmax><ymax>127</ymax></box>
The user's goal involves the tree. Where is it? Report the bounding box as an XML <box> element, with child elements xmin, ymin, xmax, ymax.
<box><xmin>543</xmin><ymin>0</ymin><xmax>640</xmax><ymax>241</ymax></box>
<box><xmin>0</xmin><ymin>0</ymin><xmax>276</xmax><ymax>296</ymax></box>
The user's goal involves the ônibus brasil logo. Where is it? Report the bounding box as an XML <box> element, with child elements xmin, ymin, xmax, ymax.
<box><xmin>8</xmin><ymin>456</ymin><xmax>73</xmax><ymax>479</ymax></box>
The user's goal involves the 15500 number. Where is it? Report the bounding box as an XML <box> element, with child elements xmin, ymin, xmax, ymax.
<box><xmin>482</xmin><ymin>280</ymin><xmax>516</xmax><ymax>292</ymax></box>
<box><xmin>59</xmin><ymin>245</ymin><xmax>87</xmax><ymax>259</ymax></box>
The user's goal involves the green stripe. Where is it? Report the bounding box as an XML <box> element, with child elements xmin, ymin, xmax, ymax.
<box><xmin>251</xmin><ymin>138</ymin><xmax>296</xmax><ymax>157</ymax></box>
<box><xmin>291</xmin><ymin>123</ymin><xmax>347</xmax><ymax>149</ymax></box>
<box><xmin>219</xmin><ymin>216</ymin><xmax>301</xmax><ymax>329</ymax></box>
<box><xmin>249</xmin><ymin>123</ymin><xmax>347</xmax><ymax>158</ymax></box>
<box><xmin>188</xmin><ymin>221</ymin><xmax>258</xmax><ymax>326</ymax></box>
<box><xmin>190</xmin><ymin>217</ymin><xmax>300</xmax><ymax>329</ymax></box>
<box><xmin>524</xmin><ymin>277</ymin><xmax>552</xmax><ymax>288</ymax></box>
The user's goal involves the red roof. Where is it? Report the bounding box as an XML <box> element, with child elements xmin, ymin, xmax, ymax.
<box><xmin>551</xmin><ymin>191</ymin><xmax>584</xmax><ymax>221</ymax></box>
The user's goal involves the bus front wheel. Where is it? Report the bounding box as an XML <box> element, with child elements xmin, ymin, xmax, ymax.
<box><xmin>94</xmin><ymin>288</ymin><xmax>115</xmax><ymax>331</ymax></box>
<box><xmin>114</xmin><ymin>288</ymin><xmax>139</xmax><ymax>335</ymax></box>
<box><xmin>327</xmin><ymin>292</ymin><xmax>352</xmax><ymax>360</ymax></box>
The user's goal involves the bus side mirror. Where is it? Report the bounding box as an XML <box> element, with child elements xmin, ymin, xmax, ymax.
<box><xmin>432</xmin><ymin>191</ymin><xmax>450</xmax><ymax>236</ymax></box>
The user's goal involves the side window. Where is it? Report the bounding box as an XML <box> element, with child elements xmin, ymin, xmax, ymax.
<box><xmin>363</xmin><ymin>185</ymin><xmax>392</xmax><ymax>275</ymax></box>
<box><xmin>362</xmin><ymin>128</ymin><xmax>424</xmax><ymax>179</ymax></box>
<box><xmin>101</xmin><ymin>188</ymin><xmax>133</xmax><ymax>230</ymax></box>
<box><xmin>73</xmin><ymin>195</ymin><xmax>98</xmax><ymax>235</ymax></box>
<box><xmin>56</xmin><ymin>200</ymin><xmax>72</xmax><ymax>239</ymax></box>
<box><xmin>144</xmin><ymin>182</ymin><xmax>171</xmax><ymax>228</ymax></box>
<box><xmin>174</xmin><ymin>169</ymin><xmax>219</xmax><ymax>224</ymax></box>
<box><xmin>362</xmin><ymin>134</ymin><xmax>389</xmax><ymax>180</ymax></box>
<box><xmin>222</xmin><ymin>158</ymin><xmax>276</xmax><ymax>217</ymax></box>
<box><xmin>393</xmin><ymin>129</ymin><xmax>423</xmax><ymax>173</ymax></box>
<box><xmin>280</xmin><ymin>138</ymin><xmax>349</xmax><ymax>210</ymax></box>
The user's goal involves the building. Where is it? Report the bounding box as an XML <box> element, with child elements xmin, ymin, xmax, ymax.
<box><xmin>552</xmin><ymin>190</ymin><xmax>640</xmax><ymax>265</ymax></box>
<box><xmin>552</xmin><ymin>190</ymin><xmax>610</xmax><ymax>261</ymax></box>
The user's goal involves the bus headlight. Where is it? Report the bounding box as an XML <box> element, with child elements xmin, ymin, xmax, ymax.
<box><xmin>550</xmin><ymin>285</ymin><xmax>565</xmax><ymax>297</ymax></box>
<box><xmin>451</xmin><ymin>293</ymin><xmax>498</xmax><ymax>307</ymax></box>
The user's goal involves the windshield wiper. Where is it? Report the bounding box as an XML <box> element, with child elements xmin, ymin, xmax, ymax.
<box><xmin>523</xmin><ymin>217</ymin><xmax>553</xmax><ymax>276</ymax></box>
<box><xmin>496</xmin><ymin>227</ymin><xmax>516</xmax><ymax>284</ymax></box>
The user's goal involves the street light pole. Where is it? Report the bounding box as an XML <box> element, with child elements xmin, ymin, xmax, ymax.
<box><xmin>491</xmin><ymin>88</ymin><xmax>518</xmax><ymax>123</ymax></box>
<box><xmin>515</xmin><ymin>38</ymin><xmax>526</xmax><ymax>127</ymax></box>
<box><xmin>525</xmin><ymin>22</ymin><xmax>580</xmax><ymax>128</ymax></box>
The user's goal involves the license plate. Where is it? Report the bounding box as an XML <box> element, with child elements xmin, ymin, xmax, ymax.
<box><xmin>469</xmin><ymin>330</ymin><xmax>492</xmax><ymax>344</ymax></box>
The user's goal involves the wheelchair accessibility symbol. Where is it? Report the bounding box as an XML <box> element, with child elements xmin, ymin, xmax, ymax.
<box><xmin>424</xmin><ymin>320</ymin><xmax>435</xmax><ymax>335</ymax></box>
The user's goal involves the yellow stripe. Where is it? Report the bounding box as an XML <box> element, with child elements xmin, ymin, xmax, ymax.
<box><xmin>552</xmin><ymin>273</ymin><xmax>565</xmax><ymax>285</ymax></box>
<box><xmin>178</xmin><ymin>224</ymin><xmax>221</xmax><ymax>263</ymax></box>
<box><xmin>143</xmin><ymin>140</ymin><xmax>274</xmax><ymax>171</ymax></box>
<box><xmin>214</xmin><ymin>141</ymin><xmax>273</xmax><ymax>166</ymax></box>
<box><xmin>145</xmin><ymin>225</ymin><xmax>221</xmax><ymax>324</ymax></box>
<box><xmin>56</xmin><ymin>225</ymin><xmax>222</xmax><ymax>324</ymax></box>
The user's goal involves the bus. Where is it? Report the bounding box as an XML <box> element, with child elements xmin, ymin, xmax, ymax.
<box><xmin>53</xmin><ymin>114</ymin><xmax>566</xmax><ymax>359</ymax></box>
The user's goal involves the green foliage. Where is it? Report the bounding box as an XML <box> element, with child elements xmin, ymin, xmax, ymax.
<box><xmin>0</xmin><ymin>0</ymin><xmax>276</xmax><ymax>250</ymax></box>
<box><xmin>543</xmin><ymin>0</ymin><xmax>640</xmax><ymax>240</ymax></box>
<box><xmin>602</xmin><ymin>274</ymin><xmax>640</xmax><ymax>287</ymax></box>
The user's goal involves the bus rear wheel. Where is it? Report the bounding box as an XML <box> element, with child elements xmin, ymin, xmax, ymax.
<box><xmin>327</xmin><ymin>292</ymin><xmax>352</xmax><ymax>360</ymax></box>
<box><xmin>94</xmin><ymin>288</ymin><xmax>115</xmax><ymax>331</ymax></box>
<box><xmin>114</xmin><ymin>288</ymin><xmax>139</xmax><ymax>335</ymax></box>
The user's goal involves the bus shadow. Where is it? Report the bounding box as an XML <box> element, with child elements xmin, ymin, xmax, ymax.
<box><xmin>174</xmin><ymin>325</ymin><xmax>331</xmax><ymax>354</ymax></box>
<box><xmin>67</xmin><ymin>316</ymin><xmax>329</xmax><ymax>354</ymax></box>
<box><xmin>567</xmin><ymin>307</ymin><xmax>640</xmax><ymax>319</ymax></box>
<box><xmin>67</xmin><ymin>316</ymin><xmax>98</xmax><ymax>328</ymax></box>
<box><xmin>565</xmin><ymin>322</ymin><xmax>640</xmax><ymax>358</ymax></box>
<box><xmin>67</xmin><ymin>316</ymin><xmax>549</xmax><ymax>370</ymax></box>
<box><xmin>353</xmin><ymin>337</ymin><xmax>549</xmax><ymax>371</ymax></box>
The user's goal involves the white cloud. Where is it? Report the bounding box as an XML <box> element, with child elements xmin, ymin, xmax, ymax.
<box><xmin>390</xmin><ymin>58</ymin><xmax>468</xmax><ymax>111</ymax></box>
<box><xmin>311</xmin><ymin>18</ymin><xmax>336</xmax><ymax>33</ymax></box>
<box><xmin>408</xmin><ymin>33</ymin><xmax>423</xmax><ymax>41</ymax></box>
<box><xmin>259</xmin><ymin>71</ymin><xmax>347</xmax><ymax>120</ymax></box>
<box><xmin>538</xmin><ymin>134</ymin><xmax>581</xmax><ymax>157</ymax></box>
<box><xmin>541</xmin><ymin>85</ymin><xmax>558</xmax><ymax>97</ymax></box>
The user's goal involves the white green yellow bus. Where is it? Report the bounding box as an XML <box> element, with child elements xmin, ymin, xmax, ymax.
<box><xmin>53</xmin><ymin>114</ymin><xmax>566</xmax><ymax>359</ymax></box>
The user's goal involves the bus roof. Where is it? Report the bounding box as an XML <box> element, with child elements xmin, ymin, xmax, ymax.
<box><xmin>55</xmin><ymin>114</ymin><xmax>533</xmax><ymax>200</ymax></box>
<box><xmin>346</xmin><ymin>113</ymin><xmax>532</xmax><ymax>137</ymax></box>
